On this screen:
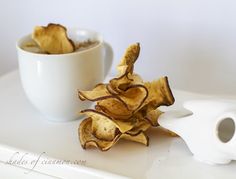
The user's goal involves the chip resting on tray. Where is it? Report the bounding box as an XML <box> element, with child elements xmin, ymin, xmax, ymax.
<box><xmin>78</xmin><ymin>43</ymin><xmax>175</xmax><ymax>151</ymax></box>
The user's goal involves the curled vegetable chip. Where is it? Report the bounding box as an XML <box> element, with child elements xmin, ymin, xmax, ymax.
<box><xmin>109</xmin><ymin>68</ymin><xmax>143</xmax><ymax>94</ymax></box>
<box><xmin>78</xmin><ymin>43</ymin><xmax>175</xmax><ymax>151</ymax></box>
<box><xmin>142</xmin><ymin>77</ymin><xmax>175</xmax><ymax>110</ymax></box>
<box><xmin>115</xmin><ymin>84</ymin><xmax>148</xmax><ymax>111</ymax></box>
<box><xmin>32</xmin><ymin>23</ymin><xmax>75</xmax><ymax>54</ymax></box>
<box><xmin>79</xmin><ymin>83</ymin><xmax>149</xmax><ymax>117</ymax></box>
<box><xmin>135</xmin><ymin>108</ymin><xmax>163</xmax><ymax>127</ymax></box>
<box><xmin>122</xmin><ymin>131</ymin><xmax>149</xmax><ymax>146</ymax></box>
<box><xmin>116</xmin><ymin>43</ymin><xmax>140</xmax><ymax>75</ymax></box>
<box><xmin>79</xmin><ymin>118</ymin><xmax>120</xmax><ymax>151</ymax></box>
<box><xmin>145</xmin><ymin>109</ymin><xmax>163</xmax><ymax>126</ymax></box>
<box><xmin>79</xmin><ymin>118</ymin><xmax>148</xmax><ymax>151</ymax></box>
<box><xmin>126</xmin><ymin>119</ymin><xmax>151</xmax><ymax>135</ymax></box>
<box><xmin>78</xmin><ymin>84</ymin><xmax>111</xmax><ymax>101</ymax></box>
<box><xmin>81</xmin><ymin>109</ymin><xmax>135</xmax><ymax>135</ymax></box>
<box><xmin>96</xmin><ymin>100</ymin><xmax>133</xmax><ymax>120</ymax></box>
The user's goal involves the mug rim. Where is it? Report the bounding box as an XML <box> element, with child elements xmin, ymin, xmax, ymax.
<box><xmin>16</xmin><ymin>28</ymin><xmax>103</xmax><ymax>57</ymax></box>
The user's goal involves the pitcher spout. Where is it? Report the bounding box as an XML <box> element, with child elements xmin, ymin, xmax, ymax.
<box><xmin>158</xmin><ymin>109</ymin><xmax>192</xmax><ymax>134</ymax></box>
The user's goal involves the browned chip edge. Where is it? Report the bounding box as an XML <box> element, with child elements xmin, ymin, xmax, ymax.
<box><xmin>79</xmin><ymin>117</ymin><xmax>149</xmax><ymax>151</ymax></box>
<box><xmin>79</xmin><ymin>91</ymin><xmax>130</xmax><ymax>111</ymax></box>
<box><xmin>144</xmin><ymin>117</ymin><xmax>160</xmax><ymax>127</ymax></box>
<box><xmin>47</xmin><ymin>23</ymin><xmax>75</xmax><ymax>51</ymax></box>
<box><xmin>163</xmin><ymin>76</ymin><xmax>175</xmax><ymax>106</ymax></box>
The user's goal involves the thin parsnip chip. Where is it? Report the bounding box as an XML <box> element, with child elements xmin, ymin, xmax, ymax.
<box><xmin>79</xmin><ymin>118</ymin><xmax>121</xmax><ymax>151</ymax></box>
<box><xmin>81</xmin><ymin>109</ymin><xmax>135</xmax><ymax>135</ymax></box>
<box><xmin>96</xmin><ymin>100</ymin><xmax>132</xmax><ymax>120</ymax></box>
<box><xmin>79</xmin><ymin>83</ymin><xmax>149</xmax><ymax>117</ymax></box>
<box><xmin>109</xmin><ymin>70</ymin><xmax>143</xmax><ymax>94</ymax></box>
<box><xmin>116</xmin><ymin>43</ymin><xmax>140</xmax><ymax>75</ymax></box>
<box><xmin>121</xmin><ymin>131</ymin><xmax>149</xmax><ymax>146</ymax></box>
<box><xmin>126</xmin><ymin>119</ymin><xmax>151</xmax><ymax>135</ymax></box>
<box><xmin>79</xmin><ymin>118</ymin><xmax>148</xmax><ymax>151</ymax></box>
<box><xmin>109</xmin><ymin>43</ymin><xmax>142</xmax><ymax>94</ymax></box>
<box><xmin>32</xmin><ymin>23</ymin><xmax>75</xmax><ymax>54</ymax></box>
<box><xmin>78</xmin><ymin>84</ymin><xmax>111</xmax><ymax>101</ymax></box>
<box><xmin>145</xmin><ymin>109</ymin><xmax>163</xmax><ymax>126</ymax></box>
<box><xmin>142</xmin><ymin>77</ymin><xmax>175</xmax><ymax>109</ymax></box>
<box><xmin>116</xmin><ymin>84</ymin><xmax>148</xmax><ymax>111</ymax></box>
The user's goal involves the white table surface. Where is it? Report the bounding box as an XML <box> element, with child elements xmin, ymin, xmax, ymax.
<box><xmin>0</xmin><ymin>70</ymin><xmax>236</xmax><ymax>179</ymax></box>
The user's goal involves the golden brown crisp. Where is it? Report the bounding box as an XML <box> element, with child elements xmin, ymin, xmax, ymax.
<box><xmin>32</xmin><ymin>23</ymin><xmax>75</xmax><ymax>54</ymax></box>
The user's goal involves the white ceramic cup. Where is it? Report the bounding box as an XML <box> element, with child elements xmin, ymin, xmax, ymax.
<box><xmin>16</xmin><ymin>29</ymin><xmax>113</xmax><ymax>122</ymax></box>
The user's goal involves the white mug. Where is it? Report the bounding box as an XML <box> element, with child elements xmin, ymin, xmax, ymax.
<box><xmin>16</xmin><ymin>29</ymin><xmax>113</xmax><ymax>122</ymax></box>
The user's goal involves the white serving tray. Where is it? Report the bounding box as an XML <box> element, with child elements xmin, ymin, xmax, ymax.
<box><xmin>0</xmin><ymin>70</ymin><xmax>235</xmax><ymax>179</ymax></box>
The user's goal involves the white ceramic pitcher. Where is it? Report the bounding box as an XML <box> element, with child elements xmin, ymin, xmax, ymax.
<box><xmin>159</xmin><ymin>100</ymin><xmax>236</xmax><ymax>165</ymax></box>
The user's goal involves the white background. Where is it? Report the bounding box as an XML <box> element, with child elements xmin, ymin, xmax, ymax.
<box><xmin>1</xmin><ymin>0</ymin><xmax>236</xmax><ymax>94</ymax></box>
